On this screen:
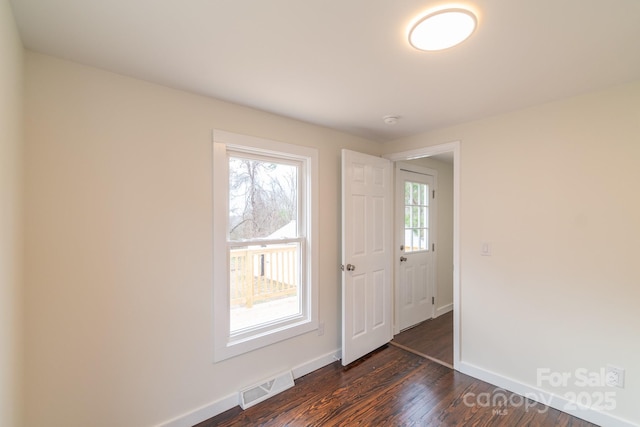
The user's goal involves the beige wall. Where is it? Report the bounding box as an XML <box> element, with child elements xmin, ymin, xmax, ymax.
<box><xmin>19</xmin><ymin>26</ymin><xmax>640</xmax><ymax>427</ymax></box>
<box><xmin>0</xmin><ymin>1</ymin><xmax>23</xmax><ymax>427</ymax></box>
<box><xmin>383</xmin><ymin>81</ymin><xmax>640</xmax><ymax>424</ymax></box>
<box><xmin>23</xmin><ymin>52</ymin><xmax>381</xmax><ymax>427</ymax></box>
<box><xmin>404</xmin><ymin>157</ymin><xmax>454</xmax><ymax>314</ymax></box>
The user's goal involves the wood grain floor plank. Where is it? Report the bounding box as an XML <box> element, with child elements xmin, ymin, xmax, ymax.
<box><xmin>392</xmin><ymin>310</ymin><xmax>454</xmax><ymax>366</ymax></box>
<box><xmin>196</xmin><ymin>345</ymin><xmax>599</xmax><ymax>427</ymax></box>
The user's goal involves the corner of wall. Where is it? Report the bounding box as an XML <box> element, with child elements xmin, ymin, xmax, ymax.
<box><xmin>0</xmin><ymin>1</ymin><xmax>25</xmax><ymax>427</ymax></box>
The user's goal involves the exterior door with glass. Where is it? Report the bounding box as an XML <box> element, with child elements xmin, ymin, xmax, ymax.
<box><xmin>396</xmin><ymin>163</ymin><xmax>436</xmax><ymax>331</ymax></box>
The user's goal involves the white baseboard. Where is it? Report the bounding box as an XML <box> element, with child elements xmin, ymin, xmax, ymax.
<box><xmin>435</xmin><ymin>303</ymin><xmax>453</xmax><ymax>317</ymax></box>
<box><xmin>458</xmin><ymin>361</ymin><xmax>637</xmax><ymax>427</ymax></box>
<box><xmin>155</xmin><ymin>393</ymin><xmax>238</xmax><ymax>427</ymax></box>
<box><xmin>156</xmin><ymin>349</ymin><xmax>341</xmax><ymax>427</ymax></box>
<box><xmin>292</xmin><ymin>349</ymin><xmax>341</xmax><ymax>379</ymax></box>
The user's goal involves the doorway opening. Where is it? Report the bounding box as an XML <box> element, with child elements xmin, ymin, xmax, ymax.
<box><xmin>384</xmin><ymin>142</ymin><xmax>460</xmax><ymax>370</ymax></box>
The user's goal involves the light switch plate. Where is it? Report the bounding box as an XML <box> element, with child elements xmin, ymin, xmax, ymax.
<box><xmin>481</xmin><ymin>242</ymin><xmax>492</xmax><ymax>256</ymax></box>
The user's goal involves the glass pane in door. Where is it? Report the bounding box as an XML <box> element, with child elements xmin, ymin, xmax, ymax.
<box><xmin>404</xmin><ymin>180</ymin><xmax>429</xmax><ymax>252</ymax></box>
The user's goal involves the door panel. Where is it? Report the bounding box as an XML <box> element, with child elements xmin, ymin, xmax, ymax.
<box><xmin>341</xmin><ymin>149</ymin><xmax>392</xmax><ymax>366</ymax></box>
<box><xmin>351</xmin><ymin>274</ymin><xmax>366</xmax><ymax>337</ymax></box>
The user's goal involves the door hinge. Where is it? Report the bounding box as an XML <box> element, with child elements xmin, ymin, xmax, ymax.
<box><xmin>432</xmin><ymin>243</ymin><xmax>435</xmax><ymax>251</ymax></box>
<box><xmin>432</xmin><ymin>296</ymin><xmax>435</xmax><ymax>304</ymax></box>
<box><xmin>432</xmin><ymin>189</ymin><xmax>435</xmax><ymax>199</ymax></box>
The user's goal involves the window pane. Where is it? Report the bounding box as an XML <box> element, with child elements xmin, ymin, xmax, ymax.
<box><xmin>230</xmin><ymin>242</ymin><xmax>301</xmax><ymax>333</ymax></box>
<box><xmin>228</xmin><ymin>156</ymin><xmax>298</xmax><ymax>241</ymax></box>
<box><xmin>409</xmin><ymin>230</ymin><xmax>415</xmax><ymax>252</ymax></box>
<box><xmin>404</xmin><ymin>229</ymin><xmax>412</xmax><ymax>252</ymax></box>
<box><xmin>404</xmin><ymin>182</ymin><xmax>411</xmax><ymax>204</ymax></box>
<box><xmin>412</xmin><ymin>206</ymin><xmax>420</xmax><ymax>228</ymax></box>
<box><xmin>404</xmin><ymin>206</ymin><xmax>411</xmax><ymax>228</ymax></box>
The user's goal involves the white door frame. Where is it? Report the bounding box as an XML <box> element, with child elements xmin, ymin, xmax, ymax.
<box><xmin>384</xmin><ymin>141</ymin><xmax>460</xmax><ymax>370</ymax></box>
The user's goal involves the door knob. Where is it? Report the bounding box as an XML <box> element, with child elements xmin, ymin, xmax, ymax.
<box><xmin>400</xmin><ymin>256</ymin><xmax>407</xmax><ymax>262</ymax></box>
<box><xmin>346</xmin><ymin>264</ymin><xmax>356</xmax><ymax>271</ymax></box>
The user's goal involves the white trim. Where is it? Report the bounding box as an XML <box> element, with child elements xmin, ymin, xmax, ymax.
<box><xmin>291</xmin><ymin>349</ymin><xmax>341</xmax><ymax>379</ymax></box>
<box><xmin>435</xmin><ymin>303</ymin><xmax>453</xmax><ymax>317</ymax></box>
<box><xmin>384</xmin><ymin>141</ymin><xmax>460</xmax><ymax>162</ymax></box>
<box><xmin>155</xmin><ymin>393</ymin><xmax>239</xmax><ymax>427</ymax></box>
<box><xmin>213</xmin><ymin>129</ymin><xmax>315</xmax><ymax>161</ymax></box>
<box><xmin>155</xmin><ymin>349</ymin><xmax>340</xmax><ymax>427</ymax></box>
<box><xmin>458</xmin><ymin>362</ymin><xmax>638</xmax><ymax>427</ymax></box>
<box><xmin>384</xmin><ymin>141</ymin><xmax>461</xmax><ymax>370</ymax></box>
<box><xmin>212</xmin><ymin>141</ymin><xmax>231</xmax><ymax>358</ymax></box>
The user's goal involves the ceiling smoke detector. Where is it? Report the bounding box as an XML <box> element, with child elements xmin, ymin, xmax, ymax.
<box><xmin>383</xmin><ymin>115</ymin><xmax>399</xmax><ymax>125</ymax></box>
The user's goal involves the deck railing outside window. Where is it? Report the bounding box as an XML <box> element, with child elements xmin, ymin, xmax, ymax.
<box><xmin>230</xmin><ymin>245</ymin><xmax>298</xmax><ymax>308</ymax></box>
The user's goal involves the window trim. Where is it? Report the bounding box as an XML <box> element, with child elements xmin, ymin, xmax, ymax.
<box><xmin>212</xmin><ymin>130</ymin><xmax>318</xmax><ymax>362</ymax></box>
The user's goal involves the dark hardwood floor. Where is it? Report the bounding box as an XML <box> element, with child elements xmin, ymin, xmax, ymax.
<box><xmin>197</xmin><ymin>345</ymin><xmax>597</xmax><ymax>427</ymax></box>
<box><xmin>392</xmin><ymin>310</ymin><xmax>454</xmax><ymax>367</ymax></box>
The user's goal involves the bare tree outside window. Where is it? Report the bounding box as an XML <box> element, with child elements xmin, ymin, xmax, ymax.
<box><xmin>228</xmin><ymin>157</ymin><xmax>298</xmax><ymax>241</ymax></box>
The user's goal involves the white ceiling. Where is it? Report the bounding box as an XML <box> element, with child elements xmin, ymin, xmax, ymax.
<box><xmin>10</xmin><ymin>0</ymin><xmax>640</xmax><ymax>142</ymax></box>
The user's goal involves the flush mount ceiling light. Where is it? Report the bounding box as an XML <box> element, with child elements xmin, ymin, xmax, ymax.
<box><xmin>408</xmin><ymin>8</ymin><xmax>477</xmax><ymax>51</ymax></box>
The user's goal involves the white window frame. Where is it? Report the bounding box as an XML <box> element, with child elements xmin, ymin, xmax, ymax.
<box><xmin>212</xmin><ymin>130</ymin><xmax>318</xmax><ymax>362</ymax></box>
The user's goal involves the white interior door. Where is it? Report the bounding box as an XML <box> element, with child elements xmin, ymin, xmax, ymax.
<box><xmin>396</xmin><ymin>163</ymin><xmax>436</xmax><ymax>331</ymax></box>
<box><xmin>341</xmin><ymin>149</ymin><xmax>392</xmax><ymax>366</ymax></box>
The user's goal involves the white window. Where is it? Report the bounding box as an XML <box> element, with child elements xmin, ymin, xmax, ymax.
<box><xmin>213</xmin><ymin>130</ymin><xmax>318</xmax><ymax>361</ymax></box>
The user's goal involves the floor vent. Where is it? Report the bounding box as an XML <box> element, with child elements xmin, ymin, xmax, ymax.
<box><xmin>239</xmin><ymin>370</ymin><xmax>295</xmax><ymax>409</ymax></box>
